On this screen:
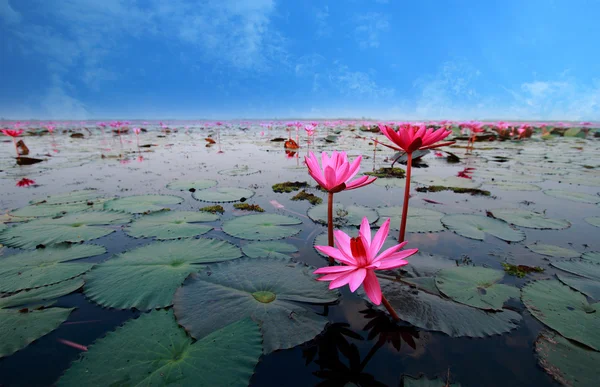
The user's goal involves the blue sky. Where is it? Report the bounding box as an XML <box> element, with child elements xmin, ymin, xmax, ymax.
<box><xmin>1</xmin><ymin>0</ymin><xmax>599</xmax><ymax>120</ymax></box>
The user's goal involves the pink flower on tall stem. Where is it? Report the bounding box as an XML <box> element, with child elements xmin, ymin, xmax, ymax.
<box><xmin>378</xmin><ymin>124</ymin><xmax>452</xmax><ymax>242</ymax></box>
<box><xmin>305</xmin><ymin>151</ymin><xmax>376</xmax><ymax>263</ymax></box>
<box><xmin>2</xmin><ymin>129</ymin><xmax>24</xmax><ymax>158</ymax></box>
<box><xmin>314</xmin><ymin>217</ymin><xmax>418</xmax><ymax>319</ymax></box>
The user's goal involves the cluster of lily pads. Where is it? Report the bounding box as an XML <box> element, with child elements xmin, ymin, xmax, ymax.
<box><xmin>0</xmin><ymin>121</ymin><xmax>598</xmax><ymax>386</ymax></box>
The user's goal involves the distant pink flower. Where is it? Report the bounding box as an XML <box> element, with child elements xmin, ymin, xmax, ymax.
<box><xmin>133</xmin><ymin>127</ymin><xmax>141</xmax><ymax>135</ymax></box>
<box><xmin>305</xmin><ymin>151</ymin><xmax>376</xmax><ymax>193</ymax></box>
<box><xmin>2</xmin><ymin>129</ymin><xmax>23</xmax><ymax>138</ymax></box>
<box><xmin>314</xmin><ymin>218</ymin><xmax>418</xmax><ymax>305</ymax></box>
<box><xmin>304</xmin><ymin>125</ymin><xmax>315</xmax><ymax>136</ymax></box>
<box><xmin>378</xmin><ymin>124</ymin><xmax>452</xmax><ymax>153</ymax></box>
<box><xmin>16</xmin><ymin>178</ymin><xmax>35</xmax><ymax>187</ymax></box>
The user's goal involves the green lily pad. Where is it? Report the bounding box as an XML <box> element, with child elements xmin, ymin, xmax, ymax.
<box><xmin>552</xmin><ymin>260</ymin><xmax>600</xmax><ymax>282</ymax></box>
<box><xmin>522</xmin><ymin>280</ymin><xmax>600</xmax><ymax>350</ymax></box>
<box><xmin>10</xmin><ymin>200</ymin><xmax>109</xmax><ymax>218</ymax></box>
<box><xmin>0</xmin><ymin>307</ymin><xmax>74</xmax><ymax>358</ymax></box>
<box><xmin>58</xmin><ymin>310</ymin><xmax>262</xmax><ymax>387</ymax></box>
<box><xmin>375</xmin><ymin>278</ymin><xmax>522</xmax><ymax>337</ymax></box>
<box><xmin>0</xmin><ymin>277</ymin><xmax>84</xmax><ymax>309</ymax></box>
<box><xmin>0</xmin><ymin>212</ymin><xmax>131</xmax><ymax>249</ymax></box>
<box><xmin>30</xmin><ymin>189</ymin><xmax>103</xmax><ymax>205</ymax></box>
<box><xmin>373</xmin><ymin>178</ymin><xmax>406</xmax><ymax>188</ymax></box>
<box><xmin>557</xmin><ymin>274</ymin><xmax>600</xmax><ymax>300</ymax></box>
<box><xmin>485</xmin><ymin>181</ymin><xmax>541</xmax><ymax>191</ymax></box>
<box><xmin>412</xmin><ymin>175</ymin><xmax>481</xmax><ymax>189</ymax></box>
<box><xmin>582</xmin><ymin>251</ymin><xmax>600</xmax><ymax>264</ymax></box>
<box><xmin>0</xmin><ymin>244</ymin><xmax>104</xmax><ymax>292</ymax></box>
<box><xmin>543</xmin><ymin>190</ymin><xmax>600</xmax><ymax>204</ymax></box>
<box><xmin>441</xmin><ymin>214</ymin><xmax>525</xmax><ymax>242</ymax></box>
<box><xmin>402</xmin><ymin>375</ymin><xmax>461</xmax><ymax>387</ymax></box>
<box><xmin>435</xmin><ymin>266</ymin><xmax>520</xmax><ymax>311</ymax></box>
<box><xmin>104</xmin><ymin>195</ymin><xmax>184</xmax><ymax>214</ymax></box>
<box><xmin>536</xmin><ymin>332</ymin><xmax>600</xmax><ymax>387</ymax></box>
<box><xmin>84</xmin><ymin>238</ymin><xmax>241</xmax><ymax>310</ymax></box>
<box><xmin>222</xmin><ymin>214</ymin><xmax>302</xmax><ymax>241</ymax></box>
<box><xmin>526</xmin><ymin>244</ymin><xmax>580</xmax><ymax>259</ymax></box>
<box><xmin>400</xmin><ymin>251</ymin><xmax>457</xmax><ymax>278</ymax></box>
<box><xmin>242</xmin><ymin>241</ymin><xmax>298</xmax><ymax>259</ymax></box>
<box><xmin>192</xmin><ymin>187</ymin><xmax>255</xmax><ymax>203</ymax></box>
<box><xmin>376</xmin><ymin>206</ymin><xmax>445</xmax><ymax>233</ymax></box>
<box><xmin>218</xmin><ymin>166</ymin><xmax>260</xmax><ymax>176</ymax></box>
<box><xmin>125</xmin><ymin>211</ymin><xmax>218</xmax><ymax>240</ymax></box>
<box><xmin>490</xmin><ymin>209</ymin><xmax>570</xmax><ymax>230</ymax></box>
<box><xmin>174</xmin><ymin>257</ymin><xmax>339</xmax><ymax>353</ymax></box>
<box><xmin>308</xmin><ymin>203</ymin><xmax>379</xmax><ymax>227</ymax></box>
<box><xmin>166</xmin><ymin>179</ymin><xmax>217</xmax><ymax>191</ymax></box>
<box><xmin>585</xmin><ymin>217</ymin><xmax>600</xmax><ymax>228</ymax></box>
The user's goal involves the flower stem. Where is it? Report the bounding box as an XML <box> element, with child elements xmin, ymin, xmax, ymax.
<box><xmin>399</xmin><ymin>152</ymin><xmax>412</xmax><ymax>242</ymax></box>
<box><xmin>381</xmin><ymin>294</ymin><xmax>400</xmax><ymax>321</ymax></box>
<box><xmin>327</xmin><ymin>192</ymin><xmax>334</xmax><ymax>265</ymax></box>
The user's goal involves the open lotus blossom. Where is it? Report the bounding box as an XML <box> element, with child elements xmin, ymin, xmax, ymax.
<box><xmin>378</xmin><ymin>124</ymin><xmax>453</xmax><ymax>153</ymax></box>
<box><xmin>305</xmin><ymin>151</ymin><xmax>375</xmax><ymax>194</ymax></box>
<box><xmin>314</xmin><ymin>217</ymin><xmax>418</xmax><ymax>307</ymax></box>
<box><xmin>16</xmin><ymin>178</ymin><xmax>36</xmax><ymax>187</ymax></box>
<box><xmin>2</xmin><ymin>129</ymin><xmax>23</xmax><ymax>138</ymax></box>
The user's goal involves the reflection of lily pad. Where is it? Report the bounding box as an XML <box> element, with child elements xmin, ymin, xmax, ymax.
<box><xmin>0</xmin><ymin>212</ymin><xmax>130</xmax><ymax>249</ymax></box>
<box><xmin>166</xmin><ymin>179</ymin><xmax>217</xmax><ymax>191</ymax></box>
<box><xmin>125</xmin><ymin>211</ymin><xmax>218</xmax><ymax>240</ymax></box>
<box><xmin>222</xmin><ymin>214</ymin><xmax>302</xmax><ymax>241</ymax></box>
<box><xmin>536</xmin><ymin>332</ymin><xmax>600</xmax><ymax>387</ymax></box>
<box><xmin>30</xmin><ymin>189</ymin><xmax>103</xmax><ymax>205</ymax></box>
<box><xmin>0</xmin><ymin>244</ymin><xmax>104</xmax><ymax>292</ymax></box>
<box><xmin>174</xmin><ymin>257</ymin><xmax>339</xmax><ymax>353</ymax></box>
<box><xmin>308</xmin><ymin>203</ymin><xmax>379</xmax><ymax>227</ymax></box>
<box><xmin>526</xmin><ymin>244</ymin><xmax>580</xmax><ymax>259</ymax></box>
<box><xmin>59</xmin><ymin>311</ymin><xmax>262</xmax><ymax>387</ymax></box>
<box><xmin>242</xmin><ymin>241</ymin><xmax>298</xmax><ymax>259</ymax></box>
<box><xmin>491</xmin><ymin>209</ymin><xmax>570</xmax><ymax>230</ymax></box>
<box><xmin>435</xmin><ymin>266</ymin><xmax>520</xmax><ymax>311</ymax></box>
<box><xmin>0</xmin><ymin>307</ymin><xmax>74</xmax><ymax>358</ymax></box>
<box><xmin>441</xmin><ymin>214</ymin><xmax>525</xmax><ymax>242</ymax></box>
<box><xmin>374</xmin><ymin>279</ymin><xmax>522</xmax><ymax>337</ymax></box>
<box><xmin>543</xmin><ymin>190</ymin><xmax>600</xmax><ymax>204</ymax></box>
<box><xmin>192</xmin><ymin>187</ymin><xmax>255</xmax><ymax>203</ymax></box>
<box><xmin>522</xmin><ymin>280</ymin><xmax>600</xmax><ymax>350</ymax></box>
<box><xmin>84</xmin><ymin>239</ymin><xmax>241</xmax><ymax>310</ymax></box>
<box><xmin>104</xmin><ymin>195</ymin><xmax>184</xmax><ymax>214</ymax></box>
<box><xmin>0</xmin><ymin>277</ymin><xmax>84</xmax><ymax>309</ymax></box>
<box><xmin>376</xmin><ymin>206</ymin><xmax>444</xmax><ymax>233</ymax></box>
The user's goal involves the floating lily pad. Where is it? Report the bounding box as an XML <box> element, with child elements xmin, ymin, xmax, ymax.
<box><xmin>441</xmin><ymin>214</ymin><xmax>525</xmax><ymax>242</ymax></box>
<box><xmin>308</xmin><ymin>203</ymin><xmax>379</xmax><ymax>227</ymax></box>
<box><xmin>376</xmin><ymin>206</ymin><xmax>445</xmax><ymax>233</ymax></box>
<box><xmin>522</xmin><ymin>280</ymin><xmax>600</xmax><ymax>350</ymax></box>
<box><xmin>58</xmin><ymin>310</ymin><xmax>262</xmax><ymax>387</ymax></box>
<box><xmin>490</xmin><ymin>209</ymin><xmax>570</xmax><ymax>230</ymax></box>
<box><xmin>435</xmin><ymin>266</ymin><xmax>520</xmax><ymax>311</ymax></box>
<box><xmin>557</xmin><ymin>274</ymin><xmax>600</xmax><ymax>300</ymax></box>
<box><xmin>174</xmin><ymin>257</ymin><xmax>339</xmax><ymax>353</ymax></box>
<box><xmin>582</xmin><ymin>251</ymin><xmax>600</xmax><ymax>264</ymax></box>
<box><xmin>125</xmin><ymin>211</ymin><xmax>218</xmax><ymax>240</ymax></box>
<box><xmin>543</xmin><ymin>190</ymin><xmax>600</xmax><ymax>204</ymax></box>
<box><xmin>192</xmin><ymin>187</ymin><xmax>255</xmax><ymax>203</ymax></box>
<box><xmin>222</xmin><ymin>214</ymin><xmax>302</xmax><ymax>241</ymax></box>
<box><xmin>412</xmin><ymin>175</ymin><xmax>481</xmax><ymax>189</ymax></box>
<box><xmin>402</xmin><ymin>375</ymin><xmax>461</xmax><ymax>387</ymax></box>
<box><xmin>218</xmin><ymin>166</ymin><xmax>260</xmax><ymax>176</ymax></box>
<box><xmin>374</xmin><ymin>279</ymin><xmax>522</xmax><ymax>337</ymax></box>
<box><xmin>373</xmin><ymin>178</ymin><xmax>406</xmax><ymax>188</ymax></box>
<box><xmin>84</xmin><ymin>238</ymin><xmax>241</xmax><ymax>310</ymax></box>
<box><xmin>242</xmin><ymin>241</ymin><xmax>298</xmax><ymax>259</ymax></box>
<box><xmin>166</xmin><ymin>179</ymin><xmax>217</xmax><ymax>191</ymax></box>
<box><xmin>552</xmin><ymin>260</ymin><xmax>600</xmax><ymax>282</ymax></box>
<box><xmin>536</xmin><ymin>332</ymin><xmax>600</xmax><ymax>387</ymax></box>
<box><xmin>104</xmin><ymin>195</ymin><xmax>184</xmax><ymax>214</ymax></box>
<box><xmin>526</xmin><ymin>244</ymin><xmax>580</xmax><ymax>259</ymax></box>
<box><xmin>400</xmin><ymin>251</ymin><xmax>457</xmax><ymax>278</ymax></box>
<box><xmin>0</xmin><ymin>277</ymin><xmax>84</xmax><ymax>309</ymax></box>
<box><xmin>9</xmin><ymin>200</ymin><xmax>109</xmax><ymax>218</ymax></box>
<box><xmin>485</xmin><ymin>181</ymin><xmax>541</xmax><ymax>191</ymax></box>
<box><xmin>585</xmin><ymin>217</ymin><xmax>600</xmax><ymax>228</ymax></box>
<box><xmin>30</xmin><ymin>189</ymin><xmax>103</xmax><ymax>205</ymax></box>
<box><xmin>0</xmin><ymin>212</ymin><xmax>131</xmax><ymax>249</ymax></box>
<box><xmin>0</xmin><ymin>307</ymin><xmax>74</xmax><ymax>358</ymax></box>
<box><xmin>0</xmin><ymin>244</ymin><xmax>104</xmax><ymax>292</ymax></box>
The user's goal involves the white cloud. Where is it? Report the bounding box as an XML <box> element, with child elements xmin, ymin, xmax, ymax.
<box><xmin>354</xmin><ymin>12</ymin><xmax>389</xmax><ymax>49</ymax></box>
<box><xmin>330</xmin><ymin>64</ymin><xmax>394</xmax><ymax>99</ymax></box>
<box><xmin>40</xmin><ymin>75</ymin><xmax>89</xmax><ymax>120</ymax></box>
<box><xmin>315</xmin><ymin>6</ymin><xmax>331</xmax><ymax>38</ymax></box>
<box><xmin>0</xmin><ymin>0</ymin><xmax>20</xmax><ymax>24</ymax></box>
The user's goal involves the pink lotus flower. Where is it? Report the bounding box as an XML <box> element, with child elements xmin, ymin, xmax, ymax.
<box><xmin>314</xmin><ymin>218</ymin><xmax>418</xmax><ymax>305</ymax></box>
<box><xmin>305</xmin><ymin>151</ymin><xmax>375</xmax><ymax>194</ymax></box>
<box><xmin>379</xmin><ymin>124</ymin><xmax>452</xmax><ymax>153</ymax></box>
<box><xmin>2</xmin><ymin>129</ymin><xmax>23</xmax><ymax>138</ymax></box>
<box><xmin>304</xmin><ymin>125</ymin><xmax>315</xmax><ymax>136</ymax></box>
<box><xmin>133</xmin><ymin>127</ymin><xmax>141</xmax><ymax>135</ymax></box>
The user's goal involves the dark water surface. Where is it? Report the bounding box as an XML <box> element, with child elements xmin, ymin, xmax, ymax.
<box><xmin>1</xmin><ymin>125</ymin><xmax>598</xmax><ymax>386</ymax></box>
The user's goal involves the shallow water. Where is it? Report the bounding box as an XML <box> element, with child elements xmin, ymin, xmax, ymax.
<box><xmin>0</xmin><ymin>125</ymin><xmax>599</xmax><ymax>386</ymax></box>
